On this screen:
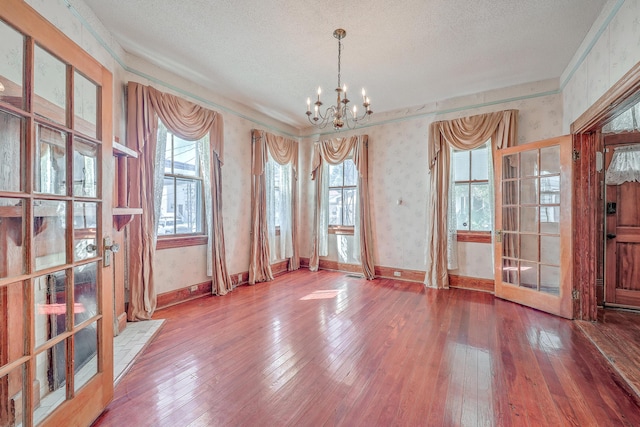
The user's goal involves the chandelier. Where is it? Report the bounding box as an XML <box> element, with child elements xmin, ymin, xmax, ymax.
<box><xmin>305</xmin><ymin>29</ymin><xmax>372</xmax><ymax>130</ymax></box>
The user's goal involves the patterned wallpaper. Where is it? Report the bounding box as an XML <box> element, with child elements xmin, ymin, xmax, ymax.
<box><xmin>563</xmin><ymin>0</ymin><xmax>640</xmax><ymax>131</ymax></box>
<box><xmin>301</xmin><ymin>85</ymin><xmax>563</xmax><ymax>279</ymax></box>
<box><xmin>21</xmin><ymin>0</ymin><xmax>640</xmax><ymax>287</ymax></box>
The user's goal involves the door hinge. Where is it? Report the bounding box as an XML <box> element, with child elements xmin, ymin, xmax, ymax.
<box><xmin>572</xmin><ymin>150</ymin><xmax>580</xmax><ymax>161</ymax></box>
<box><xmin>572</xmin><ymin>289</ymin><xmax>580</xmax><ymax>300</ymax></box>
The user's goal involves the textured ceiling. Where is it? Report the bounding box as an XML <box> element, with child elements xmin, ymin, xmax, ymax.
<box><xmin>83</xmin><ymin>0</ymin><xmax>607</xmax><ymax>130</ymax></box>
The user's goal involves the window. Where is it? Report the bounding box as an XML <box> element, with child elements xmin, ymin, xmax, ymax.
<box><xmin>452</xmin><ymin>142</ymin><xmax>491</xmax><ymax>232</ymax></box>
<box><xmin>157</xmin><ymin>120</ymin><xmax>204</xmax><ymax>236</ymax></box>
<box><xmin>328</xmin><ymin>158</ymin><xmax>358</xmax><ymax>229</ymax></box>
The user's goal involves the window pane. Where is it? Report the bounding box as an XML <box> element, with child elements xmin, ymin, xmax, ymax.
<box><xmin>35</xmin><ymin>124</ymin><xmax>67</xmax><ymax>195</ymax></box>
<box><xmin>471</xmin><ymin>145</ymin><xmax>489</xmax><ymax>180</ymax></box>
<box><xmin>343</xmin><ymin>158</ymin><xmax>358</xmax><ymax>186</ymax></box>
<box><xmin>74</xmin><ymin>322</ymin><xmax>98</xmax><ymax>393</ymax></box>
<box><xmin>0</xmin><ymin>20</ymin><xmax>24</xmax><ymax>109</ymax></box>
<box><xmin>540</xmin><ymin>146</ymin><xmax>560</xmax><ymax>175</ymax></box>
<box><xmin>0</xmin><ymin>363</ymin><xmax>26</xmax><ymax>427</ymax></box>
<box><xmin>470</xmin><ymin>183</ymin><xmax>491</xmax><ymax>231</ymax></box>
<box><xmin>520</xmin><ymin>234</ymin><xmax>539</xmax><ymax>262</ymax></box>
<box><xmin>0</xmin><ymin>281</ymin><xmax>26</xmax><ymax>362</ymax></box>
<box><xmin>540</xmin><ymin>265</ymin><xmax>560</xmax><ymax>295</ymax></box>
<box><xmin>540</xmin><ymin>206</ymin><xmax>560</xmax><ymax>234</ymax></box>
<box><xmin>0</xmin><ymin>198</ymin><xmax>26</xmax><ymax>278</ymax></box>
<box><xmin>73</xmin><ymin>71</ymin><xmax>97</xmax><ymax>138</ymax></box>
<box><xmin>274</xmin><ymin>187</ymin><xmax>281</xmax><ymax>227</ymax></box>
<box><xmin>0</xmin><ymin>110</ymin><xmax>23</xmax><ymax>192</ymax></box>
<box><xmin>540</xmin><ymin>236</ymin><xmax>561</xmax><ymax>266</ymax></box>
<box><xmin>74</xmin><ymin>202</ymin><xmax>97</xmax><ymax>261</ymax></box>
<box><xmin>34</xmin><ymin>200</ymin><xmax>67</xmax><ymax>271</ymax></box>
<box><xmin>34</xmin><ymin>45</ymin><xmax>66</xmax><ymax>125</ymax></box>
<box><xmin>454</xmin><ymin>183</ymin><xmax>470</xmax><ymax>230</ymax></box>
<box><xmin>502</xmin><ymin>180</ymin><xmax>518</xmax><ymax>205</ymax></box>
<box><xmin>503</xmin><ymin>207</ymin><xmax>518</xmax><ymax>232</ymax></box>
<box><xmin>520</xmin><ymin>178</ymin><xmax>538</xmax><ymax>205</ymax></box>
<box><xmin>343</xmin><ymin>188</ymin><xmax>357</xmax><ymax>226</ymax></box>
<box><xmin>540</xmin><ymin>176</ymin><xmax>560</xmax><ymax>205</ymax></box>
<box><xmin>520</xmin><ymin>207</ymin><xmax>538</xmax><ymax>233</ymax></box>
<box><xmin>75</xmin><ymin>262</ymin><xmax>97</xmax><ymax>326</ymax></box>
<box><xmin>453</xmin><ymin>150</ymin><xmax>470</xmax><ymax>181</ymax></box>
<box><xmin>34</xmin><ymin>270</ymin><xmax>67</xmax><ymax>348</ymax></box>
<box><xmin>502</xmin><ymin>258</ymin><xmax>518</xmax><ymax>285</ymax></box>
<box><xmin>173</xmin><ymin>135</ymin><xmax>199</xmax><ymax>177</ymax></box>
<box><xmin>521</xmin><ymin>150</ymin><xmax>538</xmax><ymax>177</ymax></box>
<box><xmin>520</xmin><ymin>262</ymin><xmax>538</xmax><ymax>290</ymax></box>
<box><xmin>160</xmin><ymin>124</ymin><xmax>172</xmax><ymax>174</ymax></box>
<box><xmin>34</xmin><ymin>342</ymin><xmax>67</xmax><ymax>425</ymax></box>
<box><xmin>73</xmin><ymin>138</ymin><xmax>98</xmax><ymax>198</ymax></box>
<box><xmin>502</xmin><ymin>232</ymin><xmax>519</xmax><ymax>258</ymax></box>
<box><xmin>328</xmin><ymin>163</ymin><xmax>343</xmax><ymax>187</ymax></box>
<box><xmin>160</xmin><ymin>177</ymin><xmax>176</xmax><ymax>235</ymax></box>
<box><xmin>328</xmin><ymin>189</ymin><xmax>342</xmax><ymax>226</ymax></box>
<box><xmin>175</xmin><ymin>178</ymin><xmax>202</xmax><ymax>234</ymax></box>
<box><xmin>503</xmin><ymin>154</ymin><xmax>519</xmax><ymax>179</ymax></box>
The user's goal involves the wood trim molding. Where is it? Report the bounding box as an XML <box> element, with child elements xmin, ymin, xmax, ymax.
<box><xmin>448</xmin><ymin>274</ymin><xmax>494</xmax><ymax>293</ymax></box>
<box><xmin>456</xmin><ymin>231</ymin><xmax>492</xmax><ymax>243</ymax></box>
<box><xmin>157</xmin><ymin>235</ymin><xmax>208</xmax><ymax>250</ymax></box>
<box><xmin>375</xmin><ymin>266</ymin><xmax>426</xmax><ymax>283</ymax></box>
<box><xmin>572</xmin><ymin>60</ymin><xmax>640</xmax><ymax>134</ymax></box>
<box><xmin>328</xmin><ymin>225</ymin><xmax>355</xmax><ymax>235</ymax></box>
<box><xmin>156</xmin><ymin>280</ymin><xmax>212</xmax><ymax>309</ymax></box>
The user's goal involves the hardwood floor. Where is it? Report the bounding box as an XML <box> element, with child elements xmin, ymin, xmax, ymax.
<box><xmin>92</xmin><ymin>270</ymin><xmax>640</xmax><ymax>426</ymax></box>
<box><xmin>577</xmin><ymin>309</ymin><xmax>640</xmax><ymax>399</ymax></box>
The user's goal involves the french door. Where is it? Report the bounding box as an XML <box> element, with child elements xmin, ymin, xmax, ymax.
<box><xmin>0</xmin><ymin>1</ymin><xmax>114</xmax><ymax>426</ymax></box>
<box><xmin>494</xmin><ymin>135</ymin><xmax>573</xmax><ymax>319</ymax></box>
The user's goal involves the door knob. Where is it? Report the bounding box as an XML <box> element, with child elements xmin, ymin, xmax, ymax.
<box><xmin>606</xmin><ymin>233</ymin><xmax>616</xmax><ymax>239</ymax></box>
<box><xmin>106</xmin><ymin>243</ymin><xmax>120</xmax><ymax>253</ymax></box>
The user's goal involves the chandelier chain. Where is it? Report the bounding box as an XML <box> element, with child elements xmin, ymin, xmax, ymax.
<box><xmin>337</xmin><ymin>37</ymin><xmax>342</xmax><ymax>89</ymax></box>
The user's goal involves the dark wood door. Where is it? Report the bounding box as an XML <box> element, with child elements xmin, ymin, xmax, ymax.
<box><xmin>605</xmin><ymin>141</ymin><xmax>640</xmax><ymax>308</ymax></box>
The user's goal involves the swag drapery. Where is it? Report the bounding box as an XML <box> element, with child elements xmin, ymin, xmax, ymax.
<box><xmin>126</xmin><ymin>82</ymin><xmax>233</xmax><ymax>321</ymax></box>
<box><xmin>249</xmin><ymin>129</ymin><xmax>300</xmax><ymax>285</ymax></box>
<box><xmin>309</xmin><ymin>135</ymin><xmax>375</xmax><ymax>279</ymax></box>
<box><xmin>425</xmin><ymin>110</ymin><xmax>518</xmax><ymax>289</ymax></box>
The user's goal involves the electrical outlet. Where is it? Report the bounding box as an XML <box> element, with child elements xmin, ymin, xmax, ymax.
<box><xmin>189</xmin><ymin>285</ymin><xmax>198</xmax><ymax>292</ymax></box>
<box><xmin>393</xmin><ymin>271</ymin><xmax>401</xmax><ymax>277</ymax></box>
<box><xmin>238</xmin><ymin>274</ymin><xmax>243</xmax><ymax>283</ymax></box>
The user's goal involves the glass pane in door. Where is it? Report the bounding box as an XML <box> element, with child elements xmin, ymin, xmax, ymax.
<box><xmin>73</xmin><ymin>72</ymin><xmax>98</xmax><ymax>139</ymax></box>
<box><xmin>0</xmin><ymin>198</ymin><xmax>26</xmax><ymax>278</ymax></box>
<box><xmin>34</xmin><ymin>45</ymin><xmax>67</xmax><ymax>125</ymax></box>
<box><xmin>34</xmin><ymin>270</ymin><xmax>67</xmax><ymax>348</ymax></box>
<box><xmin>34</xmin><ymin>342</ymin><xmax>67</xmax><ymax>424</ymax></box>
<box><xmin>0</xmin><ymin>363</ymin><xmax>26</xmax><ymax>427</ymax></box>
<box><xmin>0</xmin><ymin>111</ymin><xmax>24</xmax><ymax>192</ymax></box>
<box><xmin>0</xmin><ymin>20</ymin><xmax>24</xmax><ymax>108</ymax></box>
<box><xmin>34</xmin><ymin>200</ymin><xmax>67</xmax><ymax>271</ymax></box>
<box><xmin>36</xmin><ymin>124</ymin><xmax>67</xmax><ymax>195</ymax></box>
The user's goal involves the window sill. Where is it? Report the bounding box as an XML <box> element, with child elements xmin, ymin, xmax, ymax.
<box><xmin>157</xmin><ymin>235</ymin><xmax>208</xmax><ymax>250</ymax></box>
<box><xmin>329</xmin><ymin>226</ymin><xmax>354</xmax><ymax>236</ymax></box>
<box><xmin>456</xmin><ymin>231</ymin><xmax>491</xmax><ymax>243</ymax></box>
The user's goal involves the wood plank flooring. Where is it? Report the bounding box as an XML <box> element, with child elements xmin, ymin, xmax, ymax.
<box><xmin>577</xmin><ymin>309</ymin><xmax>640</xmax><ymax>399</ymax></box>
<box><xmin>92</xmin><ymin>270</ymin><xmax>640</xmax><ymax>426</ymax></box>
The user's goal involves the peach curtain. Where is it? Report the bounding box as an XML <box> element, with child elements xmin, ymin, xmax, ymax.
<box><xmin>126</xmin><ymin>82</ymin><xmax>232</xmax><ymax>321</ymax></box>
<box><xmin>309</xmin><ymin>135</ymin><xmax>375</xmax><ymax>279</ymax></box>
<box><xmin>249</xmin><ymin>129</ymin><xmax>300</xmax><ymax>285</ymax></box>
<box><xmin>425</xmin><ymin>110</ymin><xmax>518</xmax><ymax>289</ymax></box>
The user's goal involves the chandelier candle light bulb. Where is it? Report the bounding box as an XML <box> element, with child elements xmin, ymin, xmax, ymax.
<box><xmin>305</xmin><ymin>28</ymin><xmax>373</xmax><ymax>130</ymax></box>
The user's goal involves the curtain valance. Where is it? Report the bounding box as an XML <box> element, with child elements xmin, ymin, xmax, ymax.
<box><xmin>605</xmin><ymin>144</ymin><xmax>640</xmax><ymax>185</ymax></box>
<box><xmin>425</xmin><ymin>109</ymin><xmax>518</xmax><ymax>289</ymax></box>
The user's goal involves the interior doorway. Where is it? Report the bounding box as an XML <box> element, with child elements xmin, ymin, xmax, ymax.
<box><xmin>602</xmin><ymin>132</ymin><xmax>640</xmax><ymax>310</ymax></box>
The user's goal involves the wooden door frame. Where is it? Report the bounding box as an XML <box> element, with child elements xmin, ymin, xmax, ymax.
<box><xmin>571</xmin><ymin>61</ymin><xmax>640</xmax><ymax>320</ymax></box>
<box><xmin>0</xmin><ymin>0</ymin><xmax>114</xmax><ymax>425</ymax></box>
